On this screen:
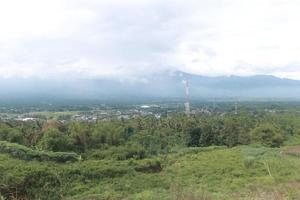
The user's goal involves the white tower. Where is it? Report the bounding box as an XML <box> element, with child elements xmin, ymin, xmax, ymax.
<box><xmin>235</xmin><ymin>102</ymin><xmax>238</xmax><ymax>115</ymax></box>
<box><xmin>183</xmin><ymin>80</ymin><xmax>191</xmax><ymax>117</ymax></box>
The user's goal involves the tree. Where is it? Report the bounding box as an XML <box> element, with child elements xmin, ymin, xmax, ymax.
<box><xmin>91</xmin><ymin>123</ymin><xmax>123</xmax><ymax>147</ymax></box>
<box><xmin>38</xmin><ymin>128</ymin><xmax>73</xmax><ymax>152</ymax></box>
<box><xmin>199</xmin><ymin>123</ymin><xmax>215</xmax><ymax>147</ymax></box>
<box><xmin>224</xmin><ymin>118</ymin><xmax>241</xmax><ymax>147</ymax></box>
<box><xmin>0</xmin><ymin>125</ymin><xmax>24</xmax><ymax>145</ymax></box>
<box><xmin>68</xmin><ymin>122</ymin><xmax>90</xmax><ymax>152</ymax></box>
<box><xmin>130</xmin><ymin>130</ymin><xmax>162</xmax><ymax>155</ymax></box>
<box><xmin>21</xmin><ymin>121</ymin><xmax>43</xmax><ymax>146</ymax></box>
<box><xmin>122</xmin><ymin>125</ymin><xmax>135</xmax><ymax>140</ymax></box>
<box><xmin>6</xmin><ymin>129</ymin><xmax>24</xmax><ymax>144</ymax></box>
<box><xmin>251</xmin><ymin>123</ymin><xmax>284</xmax><ymax>147</ymax></box>
<box><xmin>187</xmin><ymin>127</ymin><xmax>202</xmax><ymax>147</ymax></box>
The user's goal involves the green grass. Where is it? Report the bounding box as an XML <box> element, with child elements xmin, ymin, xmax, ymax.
<box><xmin>283</xmin><ymin>134</ymin><xmax>300</xmax><ymax>146</ymax></box>
<box><xmin>2</xmin><ymin>145</ymin><xmax>300</xmax><ymax>199</ymax></box>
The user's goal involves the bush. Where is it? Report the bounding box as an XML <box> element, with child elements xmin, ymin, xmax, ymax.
<box><xmin>244</xmin><ymin>156</ymin><xmax>256</xmax><ymax>169</ymax></box>
<box><xmin>24</xmin><ymin>170</ymin><xmax>62</xmax><ymax>200</ymax></box>
<box><xmin>39</xmin><ymin>128</ymin><xmax>74</xmax><ymax>152</ymax></box>
<box><xmin>251</xmin><ymin>123</ymin><xmax>285</xmax><ymax>147</ymax></box>
<box><xmin>0</xmin><ymin>141</ymin><xmax>80</xmax><ymax>163</ymax></box>
<box><xmin>0</xmin><ymin>127</ymin><xmax>24</xmax><ymax>145</ymax></box>
<box><xmin>133</xmin><ymin>158</ymin><xmax>162</xmax><ymax>173</ymax></box>
<box><xmin>88</xmin><ymin>144</ymin><xmax>146</xmax><ymax>160</ymax></box>
<box><xmin>187</xmin><ymin>127</ymin><xmax>202</xmax><ymax>147</ymax></box>
<box><xmin>91</xmin><ymin>124</ymin><xmax>124</xmax><ymax>147</ymax></box>
<box><xmin>0</xmin><ymin>163</ymin><xmax>63</xmax><ymax>200</ymax></box>
<box><xmin>65</xmin><ymin>160</ymin><xmax>132</xmax><ymax>179</ymax></box>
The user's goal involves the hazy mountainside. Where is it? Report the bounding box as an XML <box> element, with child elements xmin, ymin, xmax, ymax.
<box><xmin>1</xmin><ymin>71</ymin><xmax>300</xmax><ymax>100</ymax></box>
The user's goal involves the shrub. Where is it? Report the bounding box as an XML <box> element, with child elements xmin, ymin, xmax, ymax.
<box><xmin>133</xmin><ymin>158</ymin><xmax>162</xmax><ymax>173</ymax></box>
<box><xmin>0</xmin><ymin>141</ymin><xmax>80</xmax><ymax>163</ymax></box>
<box><xmin>24</xmin><ymin>170</ymin><xmax>62</xmax><ymax>200</ymax></box>
<box><xmin>0</xmin><ymin>165</ymin><xmax>63</xmax><ymax>200</ymax></box>
<box><xmin>91</xmin><ymin>124</ymin><xmax>124</xmax><ymax>147</ymax></box>
<box><xmin>251</xmin><ymin>123</ymin><xmax>284</xmax><ymax>147</ymax></box>
<box><xmin>244</xmin><ymin>156</ymin><xmax>256</xmax><ymax>169</ymax></box>
<box><xmin>38</xmin><ymin>128</ymin><xmax>74</xmax><ymax>152</ymax></box>
<box><xmin>187</xmin><ymin>127</ymin><xmax>202</xmax><ymax>147</ymax></box>
<box><xmin>0</xmin><ymin>127</ymin><xmax>24</xmax><ymax>145</ymax></box>
<box><xmin>66</xmin><ymin>160</ymin><xmax>132</xmax><ymax>179</ymax></box>
<box><xmin>7</xmin><ymin>129</ymin><xmax>25</xmax><ymax>144</ymax></box>
<box><xmin>88</xmin><ymin>144</ymin><xmax>146</xmax><ymax>160</ymax></box>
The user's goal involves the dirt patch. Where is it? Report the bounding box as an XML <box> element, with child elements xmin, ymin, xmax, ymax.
<box><xmin>231</xmin><ymin>181</ymin><xmax>300</xmax><ymax>200</ymax></box>
<box><xmin>282</xmin><ymin>145</ymin><xmax>300</xmax><ymax>154</ymax></box>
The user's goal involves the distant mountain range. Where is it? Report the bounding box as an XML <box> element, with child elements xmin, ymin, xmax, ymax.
<box><xmin>1</xmin><ymin>71</ymin><xmax>300</xmax><ymax>101</ymax></box>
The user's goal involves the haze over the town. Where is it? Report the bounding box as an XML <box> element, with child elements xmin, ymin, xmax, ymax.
<box><xmin>4</xmin><ymin>2</ymin><xmax>300</xmax><ymax>200</ymax></box>
<box><xmin>1</xmin><ymin>0</ymin><xmax>300</xmax><ymax>81</ymax></box>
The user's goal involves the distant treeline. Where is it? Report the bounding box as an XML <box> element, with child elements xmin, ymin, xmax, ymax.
<box><xmin>0</xmin><ymin>110</ymin><xmax>299</xmax><ymax>160</ymax></box>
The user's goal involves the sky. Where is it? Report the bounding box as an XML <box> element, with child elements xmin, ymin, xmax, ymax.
<box><xmin>0</xmin><ymin>0</ymin><xmax>300</xmax><ymax>80</ymax></box>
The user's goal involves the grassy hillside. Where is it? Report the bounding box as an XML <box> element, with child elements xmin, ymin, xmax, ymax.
<box><xmin>2</xmin><ymin>110</ymin><xmax>300</xmax><ymax>199</ymax></box>
<box><xmin>2</xmin><ymin>144</ymin><xmax>300</xmax><ymax>200</ymax></box>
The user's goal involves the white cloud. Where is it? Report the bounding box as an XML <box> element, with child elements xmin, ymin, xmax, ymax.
<box><xmin>0</xmin><ymin>0</ymin><xmax>300</xmax><ymax>80</ymax></box>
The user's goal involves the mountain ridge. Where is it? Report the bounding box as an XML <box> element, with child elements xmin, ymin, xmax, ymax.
<box><xmin>1</xmin><ymin>72</ymin><xmax>300</xmax><ymax>100</ymax></box>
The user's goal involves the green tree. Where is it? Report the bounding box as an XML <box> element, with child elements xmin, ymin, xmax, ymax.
<box><xmin>199</xmin><ymin>123</ymin><xmax>215</xmax><ymax>147</ymax></box>
<box><xmin>91</xmin><ymin>123</ymin><xmax>123</xmax><ymax>147</ymax></box>
<box><xmin>251</xmin><ymin>123</ymin><xmax>284</xmax><ymax>147</ymax></box>
<box><xmin>68</xmin><ymin>122</ymin><xmax>90</xmax><ymax>152</ymax></box>
<box><xmin>187</xmin><ymin>127</ymin><xmax>202</xmax><ymax>147</ymax></box>
<box><xmin>0</xmin><ymin>125</ymin><xmax>24</xmax><ymax>145</ymax></box>
<box><xmin>39</xmin><ymin>128</ymin><xmax>73</xmax><ymax>152</ymax></box>
<box><xmin>6</xmin><ymin>129</ymin><xmax>24</xmax><ymax>144</ymax></box>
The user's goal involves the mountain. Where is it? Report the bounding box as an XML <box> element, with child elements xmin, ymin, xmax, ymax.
<box><xmin>1</xmin><ymin>72</ymin><xmax>300</xmax><ymax>101</ymax></box>
<box><xmin>175</xmin><ymin>72</ymin><xmax>300</xmax><ymax>100</ymax></box>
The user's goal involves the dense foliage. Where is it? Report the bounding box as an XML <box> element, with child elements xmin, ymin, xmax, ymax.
<box><xmin>0</xmin><ymin>141</ymin><xmax>80</xmax><ymax>162</ymax></box>
<box><xmin>1</xmin><ymin>108</ymin><xmax>300</xmax><ymax>199</ymax></box>
<box><xmin>1</xmin><ymin>111</ymin><xmax>295</xmax><ymax>152</ymax></box>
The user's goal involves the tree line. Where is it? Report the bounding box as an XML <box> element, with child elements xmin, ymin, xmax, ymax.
<box><xmin>0</xmin><ymin>110</ymin><xmax>298</xmax><ymax>160</ymax></box>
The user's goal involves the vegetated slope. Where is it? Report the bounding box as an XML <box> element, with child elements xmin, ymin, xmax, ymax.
<box><xmin>2</xmin><ymin>108</ymin><xmax>300</xmax><ymax>199</ymax></box>
<box><xmin>1</xmin><ymin>145</ymin><xmax>300</xmax><ymax>200</ymax></box>
<box><xmin>0</xmin><ymin>141</ymin><xmax>80</xmax><ymax>162</ymax></box>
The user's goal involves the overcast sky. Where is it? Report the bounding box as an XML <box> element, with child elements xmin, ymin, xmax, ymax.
<box><xmin>0</xmin><ymin>0</ymin><xmax>300</xmax><ymax>80</ymax></box>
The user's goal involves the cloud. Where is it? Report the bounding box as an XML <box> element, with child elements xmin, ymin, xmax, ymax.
<box><xmin>0</xmin><ymin>0</ymin><xmax>300</xmax><ymax>80</ymax></box>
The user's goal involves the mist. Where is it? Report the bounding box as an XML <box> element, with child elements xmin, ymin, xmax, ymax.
<box><xmin>1</xmin><ymin>71</ymin><xmax>300</xmax><ymax>102</ymax></box>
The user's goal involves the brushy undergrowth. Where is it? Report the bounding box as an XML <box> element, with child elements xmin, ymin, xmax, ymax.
<box><xmin>2</xmin><ymin>144</ymin><xmax>300</xmax><ymax>199</ymax></box>
<box><xmin>0</xmin><ymin>141</ymin><xmax>80</xmax><ymax>163</ymax></box>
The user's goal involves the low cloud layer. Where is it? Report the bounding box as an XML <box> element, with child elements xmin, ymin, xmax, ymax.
<box><xmin>1</xmin><ymin>0</ymin><xmax>300</xmax><ymax>80</ymax></box>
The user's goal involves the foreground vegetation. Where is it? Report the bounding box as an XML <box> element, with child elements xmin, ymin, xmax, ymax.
<box><xmin>2</xmin><ymin>145</ymin><xmax>300</xmax><ymax>199</ymax></box>
<box><xmin>1</xmin><ymin>107</ymin><xmax>300</xmax><ymax>199</ymax></box>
